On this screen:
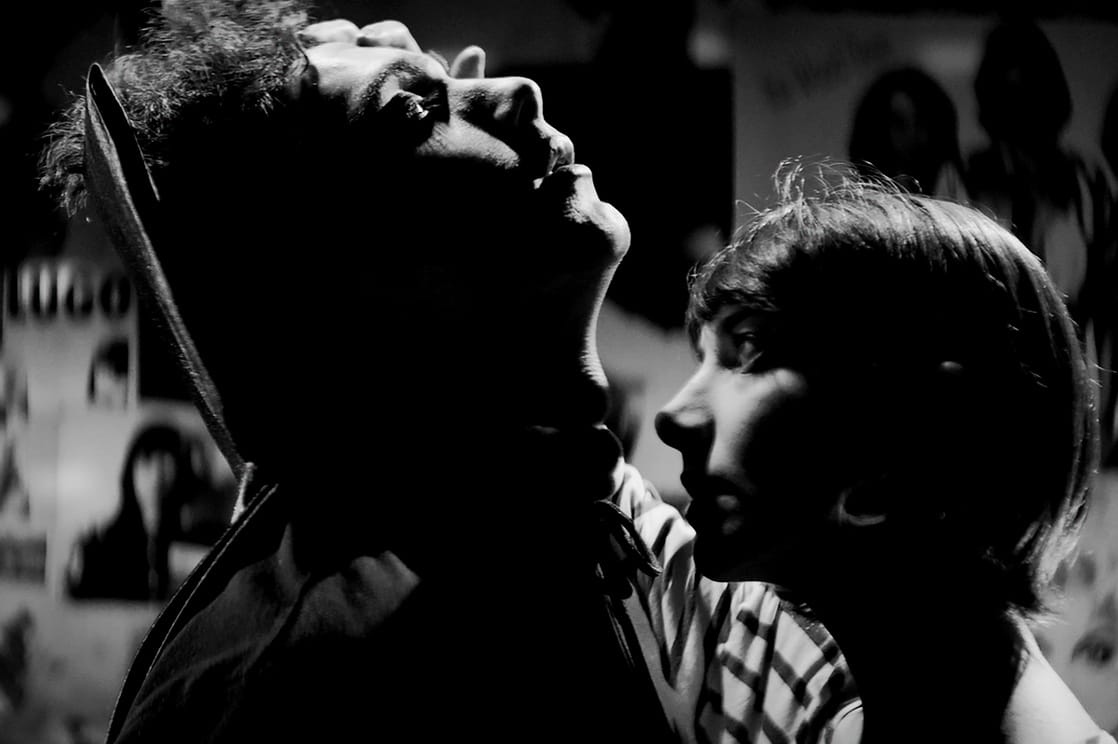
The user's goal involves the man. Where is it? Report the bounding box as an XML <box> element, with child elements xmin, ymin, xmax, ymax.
<box><xmin>41</xmin><ymin>3</ymin><xmax>857</xmax><ymax>741</ymax></box>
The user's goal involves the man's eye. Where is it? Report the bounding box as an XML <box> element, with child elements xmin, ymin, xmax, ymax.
<box><xmin>400</xmin><ymin>92</ymin><xmax>430</xmax><ymax>120</ymax></box>
<box><xmin>386</xmin><ymin>90</ymin><xmax>428</xmax><ymax>119</ymax></box>
<box><xmin>380</xmin><ymin>89</ymin><xmax>444</xmax><ymax>140</ymax></box>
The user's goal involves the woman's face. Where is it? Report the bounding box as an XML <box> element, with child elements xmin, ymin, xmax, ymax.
<box><xmin>655</xmin><ymin>308</ymin><xmax>841</xmax><ymax>583</ymax></box>
<box><xmin>1036</xmin><ymin>472</ymin><xmax>1118</xmax><ymax>735</ymax></box>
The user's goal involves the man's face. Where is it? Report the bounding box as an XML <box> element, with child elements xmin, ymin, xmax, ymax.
<box><xmin>291</xmin><ymin>27</ymin><xmax>629</xmax><ymax>291</ymax></box>
<box><xmin>190</xmin><ymin>20</ymin><xmax>632</xmax><ymax>451</ymax></box>
<box><xmin>654</xmin><ymin>310</ymin><xmax>838</xmax><ymax>583</ymax></box>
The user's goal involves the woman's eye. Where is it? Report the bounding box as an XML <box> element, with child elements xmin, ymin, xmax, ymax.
<box><xmin>1072</xmin><ymin>632</ymin><xmax>1116</xmax><ymax>667</ymax></box>
<box><xmin>718</xmin><ymin>329</ymin><xmax>764</xmax><ymax>371</ymax></box>
<box><xmin>733</xmin><ymin>333</ymin><xmax>764</xmax><ymax>370</ymax></box>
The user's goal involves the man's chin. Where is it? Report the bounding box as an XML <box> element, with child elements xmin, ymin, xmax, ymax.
<box><xmin>533</xmin><ymin>164</ymin><xmax>630</xmax><ymax>266</ymax></box>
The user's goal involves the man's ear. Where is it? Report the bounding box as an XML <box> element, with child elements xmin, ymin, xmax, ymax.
<box><xmin>450</xmin><ymin>45</ymin><xmax>486</xmax><ymax>79</ymax></box>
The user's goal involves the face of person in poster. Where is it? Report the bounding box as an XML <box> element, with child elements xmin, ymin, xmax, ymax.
<box><xmin>975</xmin><ymin>20</ymin><xmax>1071</xmax><ymax>151</ymax></box>
<box><xmin>848</xmin><ymin>67</ymin><xmax>960</xmax><ymax>196</ymax></box>
<box><xmin>885</xmin><ymin>92</ymin><xmax>926</xmax><ymax>163</ymax></box>
<box><xmin>87</xmin><ymin>338</ymin><xmax>129</xmax><ymax>408</ymax></box>
<box><xmin>90</xmin><ymin>364</ymin><xmax>127</xmax><ymax>408</ymax></box>
<box><xmin>131</xmin><ymin>449</ymin><xmax>179</xmax><ymax>536</ymax></box>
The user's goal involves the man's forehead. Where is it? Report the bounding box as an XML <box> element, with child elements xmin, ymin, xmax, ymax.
<box><xmin>303</xmin><ymin>41</ymin><xmax>443</xmax><ymax>71</ymax></box>
<box><xmin>298</xmin><ymin>18</ymin><xmax>421</xmax><ymax>51</ymax></box>
<box><xmin>296</xmin><ymin>43</ymin><xmax>448</xmax><ymax>109</ymax></box>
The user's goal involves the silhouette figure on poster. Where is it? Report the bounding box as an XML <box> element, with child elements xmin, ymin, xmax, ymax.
<box><xmin>849</xmin><ymin>66</ymin><xmax>965</xmax><ymax>198</ymax></box>
<box><xmin>66</xmin><ymin>423</ymin><xmax>214</xmax><ymax>601</ymax></box>
<box><xmin>966</xmin><ymin>19</ymin><xmax>1113</xmax><ymax>336</ymax></box>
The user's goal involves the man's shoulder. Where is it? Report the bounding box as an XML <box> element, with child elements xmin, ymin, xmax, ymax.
<box><xmin>113</xmin><ymin>488</ymin><xmax>424</xmax><ymax>742</ymax></box>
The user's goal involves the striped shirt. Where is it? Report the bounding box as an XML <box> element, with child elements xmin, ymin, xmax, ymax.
<box><xmin>614</xmin><ymin>464</ymin><xmax>862</xmax><ymax>744</ymax></box>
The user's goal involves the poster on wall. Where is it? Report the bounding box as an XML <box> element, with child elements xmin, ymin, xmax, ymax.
<box><xmin>0</xmin><ymin>244</ymin><xmax>236</xmax><ymax>742</ymax></box>
<box><xmin>56</xmin><ymin>405</ymin><xmax>237</xmax><ymax>604</ymax></box>
<box><xmin>0</xmin><ymin>404</ymin><xmax>235</xmax><ymax>744</ymax></box>
<box><xmin>1</xmin><ymin>258</ymin><xmax>136</xmax><ymax>417</ymax></box>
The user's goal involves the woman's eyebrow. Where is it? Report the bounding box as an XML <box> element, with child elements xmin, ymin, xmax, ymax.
<box><xmin>718</xmin><ymin>308</ymin><xmax>760</xmax><ymax>332</ymax></box>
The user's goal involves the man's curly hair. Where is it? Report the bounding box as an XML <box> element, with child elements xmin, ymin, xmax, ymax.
<box><xmin>39</xmin><ymin>0</ymin><xmax>311</xmax><ymax>216</ymax></box>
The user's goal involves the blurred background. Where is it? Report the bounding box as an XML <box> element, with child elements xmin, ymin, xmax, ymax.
<box><xmin>0</xmin><ymin>0</ymin><xmax>1116</xmax><ymax>741</ymax></box>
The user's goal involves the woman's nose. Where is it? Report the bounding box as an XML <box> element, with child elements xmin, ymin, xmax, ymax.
<box><xmin>654</xmin><ymin>383</ymin><xmax>711</xmax><ymax>453</ymax></box>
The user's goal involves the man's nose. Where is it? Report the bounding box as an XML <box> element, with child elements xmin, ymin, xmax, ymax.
<box><xmin>460</xmin><ymin>76</ymin><xmax>545</xmax><ymax>133</ymax></box>
<box><xmin>654</xmin><ymin>379</ymin><xmax>712</xmax><ymax>453</ymax></box>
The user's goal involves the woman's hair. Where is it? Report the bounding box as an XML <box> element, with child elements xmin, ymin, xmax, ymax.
<box><xmin>39</xmin><ymin>0</ymin><xmax>311</xmax><ymax>216</ymax></box>
<box><xmin>687</xmin><ymin>163</ymin><xmax>1098</xmax><ymax>616</ymax></box>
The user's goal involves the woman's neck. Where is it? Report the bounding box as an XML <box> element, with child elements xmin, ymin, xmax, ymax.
<box><xmin>792</xmin><ymin>542</ymin><xmax>1024</xmax><ymax>743</ymax></box>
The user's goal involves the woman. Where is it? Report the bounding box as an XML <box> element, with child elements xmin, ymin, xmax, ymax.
<box><xmin>67</xmin><ymin>423</ymin><xmax>201</xmax><ymax>601</ymax></box>
<box><xmin>848</xmin><ymin>66</ymin><xmax>966</xmax><ymax>199</ymax></box>
<box><xmin>653</xmin><ymin>165</ymin><xmax>1113</xmax><ymax>742</ymax></box>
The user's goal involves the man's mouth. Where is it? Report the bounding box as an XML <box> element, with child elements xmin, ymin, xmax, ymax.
<box><xmin>531</xmin><ymin>133</ymin><xmax>576</xmax><ymax>187</ymax></box>
<box><xmin>546</xmin><ymin>135</ymin><xmax>575</xmax><ymax>177</ymax></box>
